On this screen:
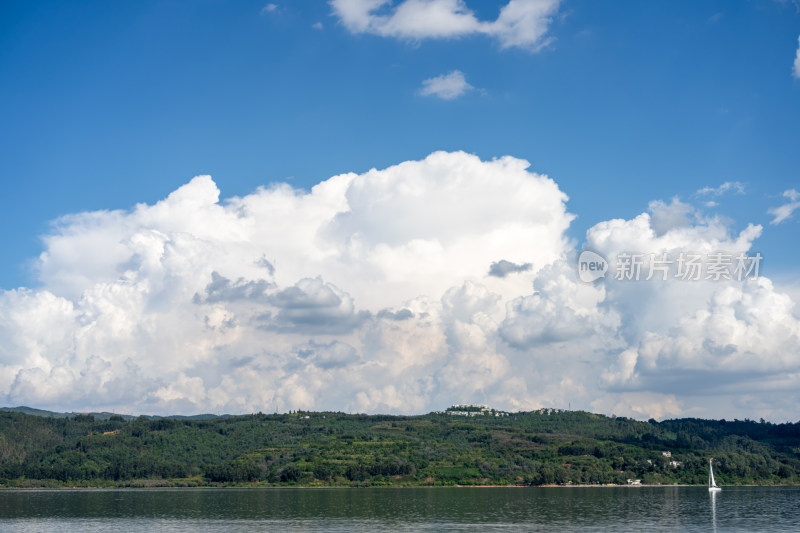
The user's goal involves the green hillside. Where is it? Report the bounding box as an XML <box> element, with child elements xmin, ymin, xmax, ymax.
<box><xmin>1</xmin><ymin>407</ymin><xmax>798</xmax><ymax>488</ymax></box>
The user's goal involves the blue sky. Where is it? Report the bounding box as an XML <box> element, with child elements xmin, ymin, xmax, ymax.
<box><xmin>3</xmin><ymin>0</ymin><xmax>798</xmax><ymax>286</ymax></box>
<box><xmin>1</xmin><ymin>1</ymin><xmax>799</xmax><ymax>419</ymax></box>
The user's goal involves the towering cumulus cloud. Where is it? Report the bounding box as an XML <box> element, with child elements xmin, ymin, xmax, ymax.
<box><xmin>1</xmin><ymin>151</ymin><xmax>798</xmax><ymax>420</ymax></box>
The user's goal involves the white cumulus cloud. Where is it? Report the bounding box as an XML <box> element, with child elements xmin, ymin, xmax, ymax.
<box><xmin>330</xmin><ymin>0</ymin><xmax>561</xmax><ymax>51</ymax></box>
<box><xmin>419</xmin><ymin>70</ymin><xmax>473</xmax><ymax>100</ymax></box>
<box><xmin>2</xmin><ymin>153</ymin><xmax>799</xmax><ymax>422</ymax></box>
<box><xmin>1</xmin><ymin>152</ymin><xmax>571</xmax><ymax>415</ymax></box>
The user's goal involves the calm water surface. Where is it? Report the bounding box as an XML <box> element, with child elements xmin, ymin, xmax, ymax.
<box><xmin>0</xmin><ymin>486</ymin><xmax>797</xmax><ymax>532</ymax></box>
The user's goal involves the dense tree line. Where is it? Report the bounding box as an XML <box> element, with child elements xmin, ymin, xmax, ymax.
<box><xmin>0</xmin><ymin>409</ymin><xmax>798</xmax><ymax>487</ymax></box>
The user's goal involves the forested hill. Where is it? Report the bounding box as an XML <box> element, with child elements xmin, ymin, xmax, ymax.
<box><xmin>1</xmin><ymin>408</ymin><xmax>799</xmax><ymax>488</ymax></box>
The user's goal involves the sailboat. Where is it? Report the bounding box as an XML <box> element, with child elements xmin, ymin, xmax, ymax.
<box><xmin>708</xmin><ymin>458</ymin><xmax>721</xmax><ymax>492</ymax></box>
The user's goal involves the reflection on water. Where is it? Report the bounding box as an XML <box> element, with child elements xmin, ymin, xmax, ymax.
<box><xmin>710</xmin><ymin>489</ymin><xmax>718</xmax><ymax>533</ymax></box>
<box><xmin>0</xmin><ymin>486</ymin><xmax>798</xmax><ymax>532</ymax></box>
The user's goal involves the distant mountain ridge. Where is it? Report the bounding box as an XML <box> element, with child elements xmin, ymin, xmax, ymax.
<box><xmin>0</xmin><ymin>406</ymin><xmax>229</xmax><ymax>421</ymax></box>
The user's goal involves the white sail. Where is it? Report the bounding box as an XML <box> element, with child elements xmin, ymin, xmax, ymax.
<box><xmin>708</xmin><ymin>458</ymin><xmax>721</xmax><ymax>492</ymax></box>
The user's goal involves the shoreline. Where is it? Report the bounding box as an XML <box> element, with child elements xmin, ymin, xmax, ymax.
<box><xmin>1</xmin><ymin>482</ymin><xmax>795</xmax><ymax>490</ymax></box>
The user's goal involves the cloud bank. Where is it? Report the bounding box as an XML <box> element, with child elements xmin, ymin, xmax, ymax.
<box><xmin>2</xmin><ymin>151</ymin><xmax>799</xmax><ymax>421</ymax></box>
<box><xmin>330</xmin><ymin>0</ymin><xmax>561</xmax><ymax>51</ymax></box>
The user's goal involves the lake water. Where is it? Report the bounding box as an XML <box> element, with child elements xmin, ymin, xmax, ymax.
<box><xmin>0</xmin><ymin>486</ymin><xmax>798</xmax><ymax>532</ymax></box>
